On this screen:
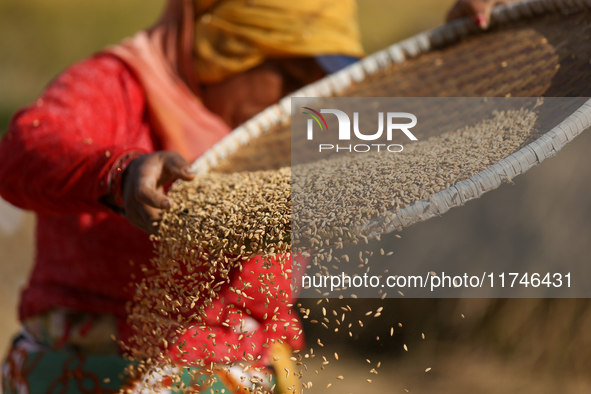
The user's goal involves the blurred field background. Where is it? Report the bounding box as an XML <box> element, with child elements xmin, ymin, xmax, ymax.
<box><xmin>1</xmin><ymin>0</ymin><xmax>591</xmax><ymax>393</ymax></box>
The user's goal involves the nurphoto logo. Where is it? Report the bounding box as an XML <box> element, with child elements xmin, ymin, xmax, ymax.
<box><xmin>303</xmin><ymin>107</ymin><xmax>418</xmax><ymax>153</ymax></box>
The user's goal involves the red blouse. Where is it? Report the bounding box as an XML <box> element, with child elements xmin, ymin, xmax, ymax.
<box><xmin>0</xmin><ymin>53</ymin><xmax>303</xmax><ymax>364</ymax></box>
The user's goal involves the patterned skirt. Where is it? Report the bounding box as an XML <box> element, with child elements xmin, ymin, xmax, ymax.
<box><xmin>2</xmin><ymin>310</ymin><xmax>292</xmax><ymax>394</ymax></box>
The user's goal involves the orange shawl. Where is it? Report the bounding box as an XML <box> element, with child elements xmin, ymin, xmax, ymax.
<box><xmin>107</xmin><ymin>0</ymin><xmax>231</xmax><ymax>163</ymax></box>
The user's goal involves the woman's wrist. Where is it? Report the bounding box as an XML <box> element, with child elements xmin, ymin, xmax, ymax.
<box><xmin>101</xmin><ymin>150</ymin><xmax>146</xmax><ymax>214</ymax></box>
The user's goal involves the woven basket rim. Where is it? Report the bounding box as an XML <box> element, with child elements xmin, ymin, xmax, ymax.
<box><xmin>362</xmin><ymin>99</ymin><xmax>591</xmax><ymax>236</ymax></box>
<box><xmin>188</xmin><ymin>0</ymin><xmax>591</xmax><ymax>236</ymax></box>
<box><xmin>190</xmin><ymin>0</ymin><xmax>591</xmax><ymax>176</ymax></box>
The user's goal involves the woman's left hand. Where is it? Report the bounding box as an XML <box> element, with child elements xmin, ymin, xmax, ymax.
<box><xmin>446</xmin><ymin>0</ymin><xmax>512</xmax><ymax>30</ymax></box>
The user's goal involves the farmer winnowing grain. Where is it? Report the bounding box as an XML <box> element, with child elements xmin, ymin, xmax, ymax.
<box><xmin>0</xmin><ymin>0</ymin><xmax>504</xmax><ymax>392</ymax></box>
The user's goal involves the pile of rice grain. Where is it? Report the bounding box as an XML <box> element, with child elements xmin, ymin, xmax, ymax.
<box><xmin>292</xmin><ymin>108</ymin><xmax>538</xmax><ymax>247</ymax></box>
<box><xmin>122</xmin><ymin>108</ymin><xmax>538</xmax><ymax>392</ymax></box>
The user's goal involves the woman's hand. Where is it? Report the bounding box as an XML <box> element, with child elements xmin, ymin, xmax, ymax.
<box><xmin>122</xmin><ymin>151</ymin><xmax>194</xmax><ymax>234</ymax></box>
<box><xmin>446</xmin><ymin>0</ymin><xmax>511</xmax><ymax>29</ymax></box>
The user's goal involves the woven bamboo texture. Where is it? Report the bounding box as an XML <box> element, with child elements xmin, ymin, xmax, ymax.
<box><xmin>189</xmin><ymin>0</ymin><xmax>591</xmax><ymax>236</ymax></box>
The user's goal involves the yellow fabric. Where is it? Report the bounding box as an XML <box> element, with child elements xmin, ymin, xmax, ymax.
<box><xmin>193</xmin><ymin>0</ymin><xmax>365</xmax><ymax>83</ymax></box>
<box><xmin>269</xmin><ymin>343</ymin><xmax>300</xmax><ymax>394</ymax></box>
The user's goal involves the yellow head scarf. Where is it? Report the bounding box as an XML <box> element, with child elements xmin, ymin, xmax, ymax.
<box><xmin>193</xmin><ymin>0</ymin><xmax>365</xmax><ymax>83</ymax></box>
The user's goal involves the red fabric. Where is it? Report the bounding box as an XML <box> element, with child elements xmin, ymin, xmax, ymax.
<box><xmin>167</xmin><ymin>255</ymin><xmax>304</xmax><ymax>365</ymax></box>
<box><xmin>0</xmin><ymin>53</ymin><xmax>303</xmax><ymax>363</ymax></box>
